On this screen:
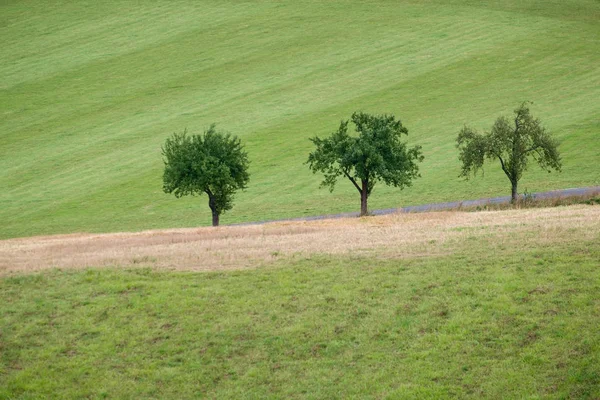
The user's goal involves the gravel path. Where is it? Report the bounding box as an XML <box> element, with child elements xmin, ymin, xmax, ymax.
<box><xmin>234</xmin><ymin>186</ymin><xmax>600</xmax><ymax>226</ymax></box>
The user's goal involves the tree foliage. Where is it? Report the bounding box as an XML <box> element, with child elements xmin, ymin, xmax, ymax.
<box><xmin>457</xmin><ymin>102</ymin><xmax>561</xmax><ymax>202</ymax></box>
<box><xmin>307</xmin><ymin>112</ymin><xmax>423</xmax><ymax>216</ymax></box>
<box><xmin>162</xmin><ymin>125</ymin><xmax>249</xmax><ymax>226</ymax></box>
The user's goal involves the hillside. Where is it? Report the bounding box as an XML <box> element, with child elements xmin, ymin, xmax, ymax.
<box><xmin>1</xmin><ymin>0</ymin><xmax>599</xmax><ymax>238</ymax></box>
<box><xmin>1</xmin><ymin>205</ymin><xmax>599</xmax><ymax>397</ymax></box>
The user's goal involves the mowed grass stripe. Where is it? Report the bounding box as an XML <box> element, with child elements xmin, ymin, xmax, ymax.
<box><xmin>0</xmin><ymin>2</ymin><xmax>267</xmax><ymax>89</ymax></box>
<box><xmin>237</xmin><ymin>27</ymin><xmax>600</xmax><ymax>208</ymax></box>
<box><xmin>1</xmin><ymin>1</ymin><xmax>599</xmax><ymax>238</ymax></box>
<box><xmin>1</xmin><ymin>6</ymin><xmax>550</xmax><ymax>173</ymax></box>
<box><xmin>2</xmin><ymin>3</ymin><xmax>523</xmax><ymax>141</ymax></box>
<box><xmin>1</xmin><ymin>10</ymin><xmax>527</xmax><ymax>192</ymax></box>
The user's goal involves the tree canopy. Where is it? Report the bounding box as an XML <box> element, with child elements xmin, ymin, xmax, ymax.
<box><xmin>307</xmin><ymin>112</ymin><xmax>423</xmax><ymax>216</ymax></box>
<box><xmin>162</xmin><ymin>125</ymin><xmax>249</xmax><ymax>226</ymax></box>
<box><xmin>457</xmin><ymin>102</ymin><xmax>562</xmax><ymax>202</ymax></box>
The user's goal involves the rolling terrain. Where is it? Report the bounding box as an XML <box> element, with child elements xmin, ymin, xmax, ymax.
<box><xmin>1</xmin><ymin>0</ymin><xmax>599</xmax><ymax>238</ymax></box>
<box><xmin>1</xmin><ymin>205</ymin><xmax>599</xmax><ymax>397</ymax></box>
<box><xmin>3</xmin><ymin>2</ymin><xmax>600</xmax><ymax>397</ymax></box>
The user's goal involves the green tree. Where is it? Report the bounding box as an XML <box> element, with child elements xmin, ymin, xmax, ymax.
<box><xmin>307</xmin><ymin>112</ymin><xmax>424</xmax><ymax>216</ymax></box>
<box><xmin>457</xmin><ymin>102</ymin><xmax>562</xmax><ymax>203</ymax></box>
<box><xmin>162</xmin><ymin>125</ymin><xmax>250</xmax><ymax>226</ymax></box>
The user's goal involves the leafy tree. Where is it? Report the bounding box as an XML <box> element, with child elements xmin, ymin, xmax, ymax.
<box><xmin>162</xmin><ymin>125</ymin><xmax>249</xmax><ymax>226</ymax></box>
<box><xmin>307</xmin><ymin>112</ymin><xmax>424</xmax><ymax>216</ymax></box>
<box><xmin>457</xmin><ymin>102</ymin><xmax>562</xmax><ymax>203</ymax></box>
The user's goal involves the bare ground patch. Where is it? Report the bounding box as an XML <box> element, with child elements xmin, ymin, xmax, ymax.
<box><xmin>1</xmin><ymin>205</ymin><xmax>598</xmax><ymax>275</ymax></box>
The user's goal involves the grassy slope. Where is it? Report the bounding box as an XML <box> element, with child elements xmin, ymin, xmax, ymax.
<box><xmin>1</xmin><ymin>0</ymin><xmax>599</xmax><ymax>238</ymax></box>
<box><xmin>1</xmin><ymin>217</ymin><xmax>599</xmax><ymax>398</ymax></box>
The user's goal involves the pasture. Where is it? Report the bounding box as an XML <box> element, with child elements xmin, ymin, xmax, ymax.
<box><xmin>2</xmin><ymin>2</ymin><xmax>600</xmax><ymax>398</ymax></box>
<box><xmin>1</xmin><ymin>205</ymin><xmax>599</xmax><ymax>397</ymax></box>
<box><xmin>1</xmin><ymin>0</ymin><xmax>599</xmax><ymax>238</ymax></box>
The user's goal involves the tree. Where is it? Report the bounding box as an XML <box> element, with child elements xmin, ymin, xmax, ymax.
<box><xmin>162</xmin><ymin>125</ymin><xmax>249</xmax><ymax>226</ymax></box>
<box><xmin>457</xmin><ymin>102</ymin><xmax>562</xmax><ymax>203</ymax></box>
<box><xmin>307</xmin><ymin>112</ymin><xmax>424</xmax><ymax>216</ymax></box>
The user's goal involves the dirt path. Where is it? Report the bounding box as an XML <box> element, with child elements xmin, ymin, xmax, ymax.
<box><xmin>236</xmin><ymin>186</ymin><xmax>600</xmax><ymax>225</ymax></box>
<box><xmin>1</xmin><ymin>203</ymin><xmax>598</xmax><ymax>276</ymax></box>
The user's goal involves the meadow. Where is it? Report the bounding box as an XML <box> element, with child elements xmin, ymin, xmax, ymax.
<box><xmin>1</xmin><ymin>0</ymin><xmax>599</xmax><ymax>238</ymax></box>
<box><xmin>1</xmin><ymin>205</ymin><xmax>599</xmax><ymax>398</ymax></box>
<box><xmin>2</xmin><ymin>2</ymin><xmax>600</xmax><ymax>397</ymax></box>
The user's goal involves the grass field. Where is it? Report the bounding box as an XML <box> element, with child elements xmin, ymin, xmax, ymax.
<box><xmin>2</xmin><ymin>205</ymin><xmax>599</xmax><ymax>398</ymax></box>
<box><xmin>1</xmin><ymin>0</ymin><xmax>600</xmax><ymax>238</ymax></box>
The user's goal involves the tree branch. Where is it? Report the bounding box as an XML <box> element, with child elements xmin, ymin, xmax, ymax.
<box><xmin>514</xmin><ymin>103</ymin><xmax>526</xmax><ymax>135</ymax></box>
<box><xmin>343</xmin><ymin>169</ymin><xmax>362</xmax><ymax>194</ymax></box>
<box><xmin>522</xmin><ymin>144</ymin><xmax>540</xmax><ymax>155</ymax></box>
<box><xmin>497</xmin><ymin>155</ymin><xmax>511</xmax><ymax>180</ymax></box>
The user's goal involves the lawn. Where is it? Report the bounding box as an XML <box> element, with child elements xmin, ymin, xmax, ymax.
<box><xmin>1</xmin><ymin>205</ymin><xmax>599</xmax><ymax>398</ymax></box>
<box><xmin>1</xmin><ymin>0</ymin><xmax>599</xmax><ymax>238</ymax></box>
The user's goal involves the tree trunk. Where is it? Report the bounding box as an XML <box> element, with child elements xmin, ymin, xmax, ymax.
<box><xmin>208</xmin><ymin>194</ymin><xmax>220</xmax><ymax>227</ymax></box>
<box><xmin>360</xmin><ymin>179</ymin><xmax>368</xmax><ymax>216</ymax></box>
<box><xmin>511</xmin><ymin>180</ymin><xmax>518</xmax><ymax>204</ymax></box>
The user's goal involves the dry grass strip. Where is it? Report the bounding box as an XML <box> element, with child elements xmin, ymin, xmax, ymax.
<box><xmin>1</xmin><ymin>205</ymin><xmax>598</xmax><ymax>275</ymax></box>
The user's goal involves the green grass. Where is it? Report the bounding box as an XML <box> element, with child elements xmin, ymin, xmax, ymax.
<box><xmin>1</xmin><ymin>0</ymin><xmax>600</xmax><ymax>238</ymax></box>
<box><xmin>2</xmin><ymin>228</ymin><xmax>599</xmax><ymax>398</ymax></box>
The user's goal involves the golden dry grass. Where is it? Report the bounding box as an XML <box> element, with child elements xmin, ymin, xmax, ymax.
<box><xmin>1</xmin><ymin>205</ymin><xmax>598</xmax><ymax>275</ymax></box>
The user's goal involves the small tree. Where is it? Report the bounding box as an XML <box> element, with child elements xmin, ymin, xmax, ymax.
<box><xmin>162</xmin><ymin>125</ymin><xmax>249</xmax><ymax>226</ymax></box>
<box><xmin>307</xmin><ymin>112</ymin><xmax>423</xmax><ymax>216</ymax></box>
<box><xmin>457</xmin><ymin>102</ymin><xmax>562</xmax><ymax>203</ymax></box>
